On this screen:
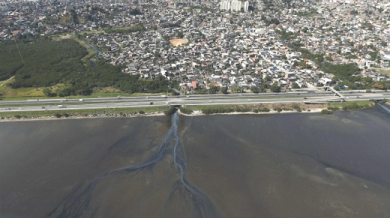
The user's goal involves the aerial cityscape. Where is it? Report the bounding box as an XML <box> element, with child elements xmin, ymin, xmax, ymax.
<box><xmin>1</xmin><ymin>0</ymin><xmax>390</xmax><ymax>218</ymax></box>
<box><xmin>1</xmin><ymin>0</ymin><xmax>390</xmax><ymax>97</ymax></box>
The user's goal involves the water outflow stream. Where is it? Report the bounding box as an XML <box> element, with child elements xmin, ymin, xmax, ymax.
<box><xmin>48</xmin><ymin>112</ymin><xmax>220</xmax><ymax>218</ymax></box>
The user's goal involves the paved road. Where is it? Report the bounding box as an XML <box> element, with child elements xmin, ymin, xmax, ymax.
<box><xmin>1</xmin><ymin>90</ymin><xmax>388</xmax><ymax>106</ymax></box>
<box><xmin>1</xmin><ymin>93</ymin><xmax>388</xmax><ymax>112</ymax></box>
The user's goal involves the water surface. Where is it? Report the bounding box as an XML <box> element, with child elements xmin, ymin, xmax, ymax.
<box><xmin>0</xmin><ymin>107</ymin><xmax>390</xmax><ymax>218</ymax></box>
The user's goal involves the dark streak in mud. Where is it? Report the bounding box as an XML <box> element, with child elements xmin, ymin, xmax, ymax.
<box><xmin>47</xmin><ymin>112</ymin><xmax>221</xmax><ymax>218</ymax></box>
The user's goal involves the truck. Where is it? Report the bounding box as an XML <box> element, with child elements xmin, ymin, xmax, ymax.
<box><xmin>58</xmin><ymin>105</ymin><xmax>66</xmax><ymax>108</ymax></box>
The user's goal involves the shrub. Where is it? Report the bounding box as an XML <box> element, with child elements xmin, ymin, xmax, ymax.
<box><xmin>273</xmin><ymin>107</ymin><xmax>282</xmax><ymax>113</ymax></box>
<box><xmin>321</xmin><ymin>109</ymin><xmax>333</xmax><ymax>114</ymax></box>
<box><xmin>180</xmin><ymin>107</ymin><xmax>193</xmax><ymax>115</ymax></box>
<box><xmin>292</xmin><ymin>103</ymin><xmax>301</xmax><ymax>111</ymax></box>
<box><xmin>258</xmin><ymin>108</ymin><xmax>270</xmax><ymax>113</ymax></box>
<box><xmin>54</xmin><ymin>113</ymin><xmax>62</xmax><ymax>118</ymax></box>
<box><xmin>327</xmin><ymin>106</ymin><xmax>339</xmax><ymax>111</ymax></box>
<box><xmin>164</xmin><ymin>106</ymin><xmax>176</xmax><ymax>116</ymax></box>
<box><xmin>139</xmin><ymin>110</ymin><xmax>145</xmax><ymax>114</ymax></box>
<box><xmin>14</xmin><ymin>115</ymin><xmax>22</xmax><ymax>119</ymax></box>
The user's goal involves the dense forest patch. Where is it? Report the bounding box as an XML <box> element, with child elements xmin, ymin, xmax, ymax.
<box><xmin>0</xmin><ymin>39</ymin><xmax>170</xmax><ymax>97</ymax></box>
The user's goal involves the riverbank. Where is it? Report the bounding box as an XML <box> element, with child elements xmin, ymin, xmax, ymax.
<box><xmin>0</xmin><ymin>106</ymin><xmax>169</xmax><ymax>122</ymax></box>
<box><xmin>179</xmin><ymin>101</ymin><xmax>375</xmax><ymax>116</ymax></box>
<box><xmin>0</xmin><ymin>101</ymin><xmax>379</xmax><ymax>122</ymax></box>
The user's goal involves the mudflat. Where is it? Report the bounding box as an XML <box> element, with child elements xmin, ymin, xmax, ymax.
<box><xmin>0</xmin><ymin>108</ymin><xmax>390</xmax><ymax>218</ymax></box>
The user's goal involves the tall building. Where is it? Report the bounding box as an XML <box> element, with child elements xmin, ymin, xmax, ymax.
<box><xmin>243</xmin><ymin>1</ymin><xmax>249</xmax><ymax>12</ymax></box>
<box><xmin>231</xmin><ymin>0</ymin><xmax>241</xmax><ymax>11</ymax></box>
<box><xmin>220</xmin><ymin>0</ymin><xmax>248</xmax><ymax>12</ymax></box>
<box><xmin>220</xmin><ymin>0</ymin><xmax>231</xmax><ymax>10</ymax></box>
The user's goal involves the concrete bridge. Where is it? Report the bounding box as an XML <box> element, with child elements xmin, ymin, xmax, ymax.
<box><xmin>328</xmin><ymin>87</ymin><xmax>346</xmax><ymax>101</ymax></box>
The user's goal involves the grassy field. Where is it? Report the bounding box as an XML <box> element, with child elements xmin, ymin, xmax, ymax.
<box><xmin>0</xmin><ymin>77</ymin><xmax>167</xmax><ymax>100</ymax></box>
<box><xmin>0</xmin><ymin>106</ymin><xmax>170</xmax><ymax>119</ymax></box>
<box><xmin>0</xmin><ymin>77</ymin><xmax>68</xmax><ymax>99</ymax></box>
<box><xmin>328</xmin><ymin>100</ymin><xmax>375</xmax><ymax>109</ymax></box>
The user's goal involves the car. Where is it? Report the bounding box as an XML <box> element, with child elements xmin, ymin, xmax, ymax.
<box><xmin>150</xmin><ymin>102</ymin><xmax>153</xmax><ymax>105</ymax></box>
<box><xmin>42</xmin><ymin>107</ymin><xmax>45</xmax><ymax>109</ymax></box>
<box><xmin>304</xmin><ymin>97</ymin><xmax>307</xmax><ymax>99</ymax></box>
<box><xmin>209</xmin><ymin>100</ymin><xmax>212</xmax><ymax>103</ymax></box>
<box><xmin>186</xmin><ymin>96</ymin><xmax>190</xmax><ymax>98</ymax></box>
<box><xmin>79</xmin><ymin>99</ymin><xmax>84</xmax><ymax>102</ymax></box>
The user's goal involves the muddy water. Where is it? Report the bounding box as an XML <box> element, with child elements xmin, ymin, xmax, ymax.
<box><xmin>0</xmin><ymin>107</ymin><xmax>390</xmax><ymax>218</ymax></box>
<box><xmin>182</xmin><ymin>107</ymin><xmax>390</xmax><ymax>218</ymax></box>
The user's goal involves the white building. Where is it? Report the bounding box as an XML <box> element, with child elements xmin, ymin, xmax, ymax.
<box><xmin>243</xmin><ymin>1</ymin><xmax>249</xmax><ymax>12</ymax></box>
<box><xmin>220</xmin><ymin>0</ymin><xmax>249</xmax><ymax>12</ymax></box>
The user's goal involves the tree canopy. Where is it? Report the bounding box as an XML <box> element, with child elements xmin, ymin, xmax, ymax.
<box><xmin>0</xmin><ymin>38</ymin><xmax>171</xmax><ymax>96</ymax></box>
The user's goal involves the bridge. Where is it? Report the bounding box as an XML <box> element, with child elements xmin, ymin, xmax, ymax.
<box><xmin>328</xmin><ymin>87</ymin><xmax>346</xmax><ymax>101</ymax></box>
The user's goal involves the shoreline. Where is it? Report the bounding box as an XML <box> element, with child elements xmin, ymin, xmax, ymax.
<box><xmin>0</xmin><ymin>101</ymin><xmax>381</xmax><ymax>122</ymax></box>
<box><xmin>0</xmin><ymin>107</ymin><xmax>326</xmax><ymax>122</ymax></box>
<box><xmin>178</xmin><ymin>108</ymin><xmax>325</xmax><ymax>116</ymax></box>
<box><xmin>0</xmin><ymin>112</ymin><xmax>165</xmax><ymax>123</ymax></box>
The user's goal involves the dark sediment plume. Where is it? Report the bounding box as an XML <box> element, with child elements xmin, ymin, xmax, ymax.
<box><xmin>48</xmin><ymin>112</ymin><xmax>220</xmax><ymax>218</ymax></box>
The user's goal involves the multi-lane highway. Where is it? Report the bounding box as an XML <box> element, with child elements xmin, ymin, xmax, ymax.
<box><xmin>0</xmin><ymin>90</ymin><xmax>389</xmax><ymax>112</ymax></box>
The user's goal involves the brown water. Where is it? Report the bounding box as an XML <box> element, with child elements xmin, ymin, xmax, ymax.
<box><xmin>0</xmin><ymin>107</ymin><xmax>390</xmax><ymax>218</ymax></box>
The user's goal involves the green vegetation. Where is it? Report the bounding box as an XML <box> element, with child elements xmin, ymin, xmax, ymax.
<box><xmin>220</xmin><ymin>87</ymin><xmax>228</xmax><ymax>94</ymax></box>
<box><xmin>208</xmin><ymin>84</ymin><xmax>217</xmax><ymax>94</ymax></box>
<box><xmin>273</xmin><ymin>107</ymin><xmax>282</xmax><ymax>113</ymax></box>
<box><xmin>270</xmin><ymin>82</ymin><xmax>281</xmax><ymax>92</ymax></box>
<box><xmin>164</xmin><ymin>106</ymin><xmax>177</xmax><ymax>116</ymax></box>
<box><xmin>288</xmin><ymin>44</ymin><xmax>390</xmax><ymax>90</ymax></box>
<box><xmin>184</xmin><ymin>103</ymin><xmax>303</xmax><ymax>115</ymax></box>
<box><xmin>129</xmin><ymin>8</ymin><xmax>142</xmax><ymax>15</ymax></box>
<box><xmin>0</xmin><ymin>38</ymin><xmax>172</xmax><ymax>98</ymax></box>
<box><xmin>0</xmin><ymin>106</ymin><xmax>169</xmax><ymax>120</ymax></box>
<box><xmin>250</xmin><ymin>86</ymin><xmax>260</xmax><ymax>93</ymax></box>
<box><xmin>261</xmin><ymin>15</ymin><xmax>280</xmax><ymax>26</ymax></box>
<box><xmin>328</xmin><ymin>101</ymin><xmax>374</xmax><ymax>111</ymax></box>
<box><xmin>179</xmin><ymin>107</ymin><xmax>193</xmax><ymax>115</ymax></box>
<box><xmin>321</xmin><ymin>109</ymin><xmax>333</xmax><ymax>114</ymax></box>
<box><xmin>104</xmin><ymin>25</ymin><xmax>146</xmax><ymax>34</ymax></box>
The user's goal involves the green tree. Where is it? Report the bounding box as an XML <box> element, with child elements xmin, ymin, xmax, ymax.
<box><xmin>250</xmin><ymin>86</ymin><xmax>260</xmax><ymax>93</ymax></box>
<box><xmin>130</xmin><ymin>8</ymin><xmax>142</xmax><ymax>15</ymax></box>
<box><xmin>43</xmin><ymin>88</ymin><xmax>56</xmax><ymax>97</ymax></box>
<box><xmin>291</xmin><ymin>82</ymin><xmax>300</xmax><ymax>89</ymax></box>
<box><xmin>221</xmin><ymin>86</ymin><xmax>228</xmax><ymax>94</ymax></box>
<box><xmin>270</xmin><ymin>82</ymin><xmax>281</xmax><ymax>92</ymax></box>
<box><xmin>209</xmin><ymin>84</ymin><xmax>217</xmax><ymax>94</ymax></box>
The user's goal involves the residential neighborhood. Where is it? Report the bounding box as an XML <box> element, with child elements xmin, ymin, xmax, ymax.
<box><xmin>1</xmin><ymin>0</ymin><xmax>390</xmax><ymax>93</ymax></box>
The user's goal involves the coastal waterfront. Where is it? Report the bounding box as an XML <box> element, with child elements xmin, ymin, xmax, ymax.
<box><xmin>0</xmin><ymin>108</ymin><xmax>390</xmax><ymax>217</ymax></box>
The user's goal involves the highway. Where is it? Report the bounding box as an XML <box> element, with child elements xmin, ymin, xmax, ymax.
<box><xmin>0</xmin><ymin>90</ymin><xmax>388</xmax><ymax>106</ymax></box>
<box><xmin>0</xmin><ymin>91</ymin><xmax>389</xmax><ymax>112</ymax></box>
